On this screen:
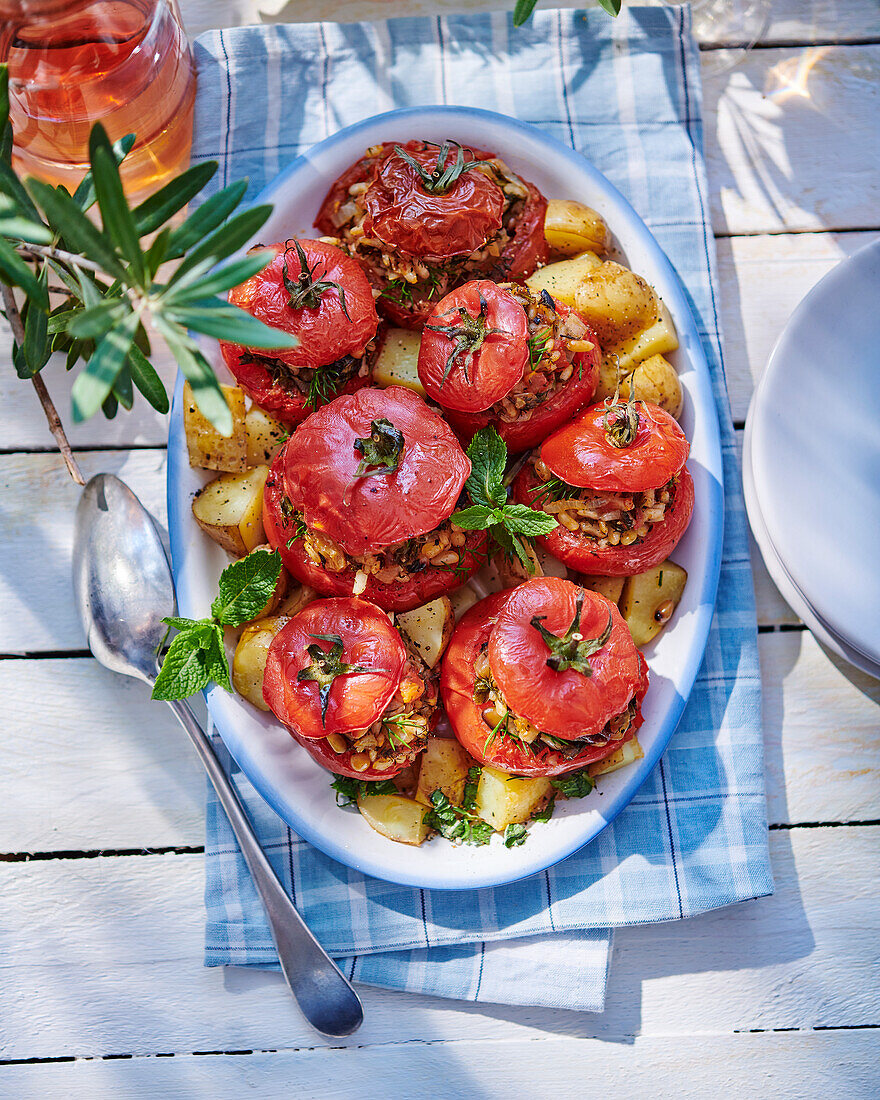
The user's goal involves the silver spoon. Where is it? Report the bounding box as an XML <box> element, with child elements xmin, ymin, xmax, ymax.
<box><xmin>72</xmin><ymin>472</ymin><xmax>364</xmax><ymax>1038</ymax></box>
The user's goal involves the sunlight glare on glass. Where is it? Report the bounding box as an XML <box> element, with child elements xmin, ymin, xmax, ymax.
<box><xmin>765</xmin><ymin>47</ymin><xmax>830</xmax><ymax>104</ymax></box>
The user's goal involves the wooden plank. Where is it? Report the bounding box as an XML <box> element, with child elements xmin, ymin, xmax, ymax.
<box><xmin>0</xmin><ymin>659</ymin><xmax>206</xmax><ymax>852</ymax></box>
<box><xmin>704</xmin><ymin>45</ymin><xmax>880</xmax><ymax>235</ymax></box>
<box><xmin>2</xmin><ymin>633</ymin><xmax>877</xmax><ymax>857</ymax></box>
<box><xmin>2</xmin><ymin>1030</ymin><xmax>878</xmax><ymax>1099</ymax></box>
<box><xmin>178</xmin><ymin>0</ymin><xmax>880</xmax><ymax>47</ymax></box>
<box><xmin>0</xmin><ymin>450</ymin><xmax>167</xmax><ymax>653</ymax></box>
<box><xmin>0</xmin><ymin>827</ymin><xmax>877</xmax><ymax>1058</ymax></box>
<box><xmin>720</xmin><ymin>231</ymin><xmax>879</xmax><ymax>421</ymax></box>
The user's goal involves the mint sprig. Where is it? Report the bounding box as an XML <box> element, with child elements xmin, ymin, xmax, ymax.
<box><xmin>451</xmin><ymin>427</ymin><xmax>558</xmax><ymax>572</ymax></box>
<box><xmin>152</xmin><ymin>548</ymin><xmax>282</xmax><ymax>701</ymax></box>
<box><xmin>550</xmin><ymin>769</ymin><xmax>595</xmax><ymax>800</ymax></box>
<box><xmin>423</xmin><ymin>790</ymin><xmax>494</xmax><ymax>846</ymax></box>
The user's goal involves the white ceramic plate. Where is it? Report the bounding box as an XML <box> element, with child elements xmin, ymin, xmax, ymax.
<box><xmin>167</xmin><ymin>106</ymin><xmax>724</xmax><ymax>890</ymax></box>
<box><xmin>746</xmin><ymin>237</ymin><xmax>880</xmax><ymax>670</ymax></box>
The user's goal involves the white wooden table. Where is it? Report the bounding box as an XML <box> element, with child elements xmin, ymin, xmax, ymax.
<box><xmin>2</xmin><ymin>3</ymin><xmax>879</xmax><ymax>1095</ymax></box>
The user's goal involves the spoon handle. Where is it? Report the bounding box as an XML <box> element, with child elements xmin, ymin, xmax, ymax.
<box><xmin>165</xmin><ymin>698</ymin><xmax>364</xmax><ymax>1038</ymax></box>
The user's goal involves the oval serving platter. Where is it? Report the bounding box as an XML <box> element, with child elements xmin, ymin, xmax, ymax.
<box><xmin>167</xmin><ymin>105</ymin><xmax>724</xmax><ymax>891</ymax></box>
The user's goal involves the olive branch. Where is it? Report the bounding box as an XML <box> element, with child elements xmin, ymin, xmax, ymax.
<box><xmin>0</xmin><ymin>63</ymin><xmax>295</xmax><ymax>483</ymax></box>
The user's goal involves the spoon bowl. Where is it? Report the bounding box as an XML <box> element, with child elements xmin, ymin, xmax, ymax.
<box><xmin>73</xmin><ymin>473</ymin><xmax>173</xmax><ymax>684</ymax></box>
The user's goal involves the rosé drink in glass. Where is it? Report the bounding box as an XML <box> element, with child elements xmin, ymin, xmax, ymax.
<box><xmin>0</xmin><ymin>0</ymin><xmax>196</xmax><ymax>197</ymax></box>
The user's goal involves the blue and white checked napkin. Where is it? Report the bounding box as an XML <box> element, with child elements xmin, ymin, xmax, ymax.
<box><xmin>192</xmin><ymin>6</ymin><xmax>773</xmax><ymax>1013</ymax></box>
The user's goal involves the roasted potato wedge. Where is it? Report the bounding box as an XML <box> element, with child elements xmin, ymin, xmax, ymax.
<box><xmin>245</xmin><ymin>406</ymin><xmax>288</xmax><ymax>467</ymax></box>
<box><xmin>357</xmin><ymin>793</ymin><xmax>430</xmax><ymax>846</ymax></box>
<box><xmin>574</xmin><ymin>261</ymin><xmax>659</xmax><ymax>345</ymax></box>
<box><xmin>415</xmin><ymin>738</ymin><xmax>473</xmax><ymax>807</ymax></box>
<box><xmin>475</xmin><ymin>766</ymin><xmax>552</xmax><ymax>830</ymax></box>
<box><xmin>395</xmin><ymin>596</ymin><xmax>454</xmax><ymax>669</ymax></box>
<box><xmin>372</xmin><ymin>328</ymin><xmax>426</xmax><ymax>396</ymax></box>
<box><xmin>232</xmin><ymin>615</ymin><xmax>286</xmax><ymax>710</ymax></box>
<box><xmin>619</xmin><ymin>559</ymin><xmax>688</xmax><ymax>646</ymax></box>
<box><xmin>604</xmin><ymin>299</ymin><xmax>679</xmax><ymax>375</ymax></box>
<box><xmin>192</xmin><ymin>465</ymin><xmax>269</xmax><ymax>556</ymax></box>
<box><xmin>579</xmin><ymin>575</ymin><xmax>626</xmax><ymax>605</ymax></box>
<box><xmin>525</xmin><ymin>250</ymin><xmax>602</xmax><ymax>308</ymax></box>
<box><xmin>588</xmin><ymin>736</ymin><xmax>644</xmax><ymax>777</ymax></box>
<box><xmin>183</xmin><ymin>381</ymin><xmax>248</xmax><ymax>472</ymax></box>
<box><xmin>544</xmin><ymin>199</ymin><xmax>609</xmax><ymax>256</ymax></box>
<box><xmin>276</xmin><ymin>583</ymin><xmax>319</xmax><ymax>618</ymax></box>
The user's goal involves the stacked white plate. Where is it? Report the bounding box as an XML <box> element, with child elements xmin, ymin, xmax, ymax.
<box><xmin>743</xmin><ymin>237</ymin><xmax>880</xmax><ymax>679</ymax></box>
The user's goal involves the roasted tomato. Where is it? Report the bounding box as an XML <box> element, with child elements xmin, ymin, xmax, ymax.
<box><xmin>417</xmin><ymin>281</ymin><xmax>529</xmax><ymax>411</ymax></box>
<box><xmin>315</xmin><ymin>140</ymin><xmax>548</xmax><ymax>327</ymax></box>
<box><xmin>512</xmin><ymin>400</ymin><xmax>694</xmax><ymax>575</ymax></box>
<box><xmin>219</xmin><ymin>239</ymin><xmax>380</xmax><ymax>424</ymax></box>
<box><xmin>432</xmin><ymin>282</ymin><xmax>600</xmax><ymax>453</ymax></box>
<box><xmin>441</xmin><ymin>579</ymin><xmax>648</xmax><ymax>777</ymax></box>
<box><xmin>263</xmin><ymin>596</ymin><xmax>431</xmax><ymax>779</ymax></box>
<box><xmin>262</xmin><ymin>386</ymin><xmax>488</xmax><ymax>612</ymax></box>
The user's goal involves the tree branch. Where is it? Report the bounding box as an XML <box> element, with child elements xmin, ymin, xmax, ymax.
<box><xmin>1</xmin><ymin>283</ymin><xmax>85</xmax><ymax>486</ymax></box>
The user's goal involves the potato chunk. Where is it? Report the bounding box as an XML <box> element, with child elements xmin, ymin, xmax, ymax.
<box><xmin>475</xmin><ymin>766</ymin><xmax>552</xmax><ymax>830</ymax></box>
<box><xmin>357</xmin><ymin>793</ymin><xmax>430</xmax><ymax>846</ymax></box>
<box><xmin>192</xmin><ymin>465</ymin><xmax>269</xmax><ymax>556</ymax></box>
<box><xmin>604</xmin><ymin>299</ymin><xmax>679</xmax><ymax>375</ymax></box>
<box><xmin>183</xmin><ymin>381</ymin><xmax>247</xmax><ymax>472</ymax></box>
<box><xmin>372</xmin><ymin>328</ymin><xmax>426</xmax><ymax>396</ymax></box>
<box><xmin>245</xmin><ymin>406</ymin><xmax>288</xmax><ymax>467</ymax></box>
<box><xmin>619</xmin><ymin>559</ymin><xmax>688</xmax><ymax>647</ymax></box>
<box><xmin>574</xmin><ymin>261</ymin><xmax>659</xmax><ymax>345</ymax></box>
<box><xmin>595</xmin><ymin>351</ymin><xmax>683</xmax><ymax>420</ymax></box>
<box><xmin>579</xmin><ymin>575</ymin><xmax>625</xmax><ymax>605</ymax></box>
<box><xmin>415</xmin><ymin>738</ymin><xmax>472</xmax><ymax>807</ymax></box>
<box><xmin>544</xmin><ymin>199</ymin><xmax>609</xmax><ymax>256</ymax></box>
<box><xmin>395</xmin><ymin>596</ymin><xmax>454</xmax><ymax>669</ymax></box>
<box><xmin>588</xmin><ymin>737</ymin><xmax>644</xmax><ymax>777</ymax></box>
<box><xmin>525</xmin><ymin>250</ymin><xmax>602</xmax><ymax>308</ymax></box>
<box><xmin>232</xmin><ymin>616</ymin><xmax>285</xmax><ymax>710</ymax></box>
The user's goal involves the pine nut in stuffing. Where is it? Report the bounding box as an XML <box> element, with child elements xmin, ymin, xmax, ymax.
<box><xmin>326</xmin><ymin>733</ymin><xmax>348</xmax><ymax>754</ymax></box>
<box><xmin>350</xmin><ymin>753</ymin><xmax>370</xmax><ymax>772</ymax></box>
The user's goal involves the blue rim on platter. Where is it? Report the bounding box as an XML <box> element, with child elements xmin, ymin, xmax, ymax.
<box><xmin>167</xmin><ymin>105</ymin><xmax>724</xmax><ymax>890</ymax></box>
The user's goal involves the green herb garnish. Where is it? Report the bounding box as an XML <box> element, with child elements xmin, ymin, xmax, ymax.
<box><xmin>451</xmin><ymin>427</ymin><xmax>558</xmax><ymax>573</ymax></box>
<box><xmin>423</xmin><ymin>790</ymin><xmax>494</xmax><ymax>845</ymax></box>
<box><xmin>550</xmin><ymin>769</ymin><xmax>595</xmax><ymax>799</ymax></box>
<box><xmin>332</xmin><ymin>774</ymin><xmax>398</xmax><ymax>807</ymax></box>
<box><xmin>531</xmin><ymin>798</ymin><xmax>556</xmax><ymax>823</ymax></box>
<box><xmin>152</xmin><ymin>549</ymin><xmax>282</xmax><ymax>701</ymax></box>
<box><xmin>503</xmin><ymin>823</ymin><xmax>528</xmax><ymax>847</ymax></box>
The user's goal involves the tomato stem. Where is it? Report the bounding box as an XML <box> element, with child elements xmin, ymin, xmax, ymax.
<box><xmin>296</xmin><ymin>632</ymin><xmax>376</xmax><ymax>725</ymax></box>
<box><xmin>424</xmin><ymin>290</ymin><xmax>508</xmax><ymax>386</ymax></box>
<box><xmin>281</xmin><ymin>239</ymin><xmax>351</xmax><ymax>319</ymax></box>
<box><xmin>530</xmin><ymin>595</ymin><xmax>613</xmax><ymax>676</ymax></box>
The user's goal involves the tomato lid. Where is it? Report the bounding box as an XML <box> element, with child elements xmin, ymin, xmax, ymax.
<box><xmin>262</xmin><ymin>597</ymin><xmax>406</xmax><ymax>738</ymax></box>
<box><xmin>540</xmin><ymin>400</ymin><xmax>690</xmax><ymax>493</ymax></box>
<box><xmin>225</xmin><ymin>239</ymin><xmax>378</xmax><ymax>370</ymax></box>
<box><xmin>488</xmin><ymin>577</ymin><xmax>643</xmax><ymax>739</ymax></box>
<box><xmin>282</xmin><ymin>385</ymin><xmax>471</xmax><ymax>556</ymax></box>
<box><xmin>363</xmin><ymin>141</ymin><xmax>505</xmax><ymax>261</ymax></box>
<box><xmin>417</xmin><ymin>281</ymin><xmax>528</xmax><ymax>412</ymax></box>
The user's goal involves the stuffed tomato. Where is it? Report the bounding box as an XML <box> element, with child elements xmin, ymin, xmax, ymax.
<box><xmin>441</xmin><ymin>577</ymin><xmax>648</xmax><ymax>777</ymax></box>
<box><xmin>263</xmin><ymin>385</ymin><xmax>487</xmax><ymax>611</ymax></box>
<box><xmin>263</xmin><ymin>596</ymin><xmax>435</xmax><ymax>779</ymax></box>
<box><xmin>315</xmin><ymin>139</ymin><xmax>548</xmax><ymax>327</ymax></box>
<box><xmin>513</xmin><ymin>399</ymin><xmax>694</xmax><ymax>575</ymax></box>
<box><xmin>418</xmin><ymin>280</ymin><xmax>600</xmax><ymax>452</ymax></box>
<box><xmin>220</xmin><ymin>238</ymin><xmax>380</xmax><ymax>424</ymax></box>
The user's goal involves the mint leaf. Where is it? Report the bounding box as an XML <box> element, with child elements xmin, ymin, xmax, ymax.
<box><xmin>502</xmin><ymin>503</ymin><xmax>559</xmax><ymax>537</ymax></box>
<box><xmin>205</xmin><ymin>625</ymin><xmax>232</xmax><ymax>693</ymax></box>
<box><xmin>424</xmin><ymin>790</ymin><xmax>494</xmax><ymax>846</ymax></box>
<box><xmin>332</xmin><ymin>774</ymin><xmax>398</xmax><ymax>807</ymax></box>
<box><xmin>151</xmin><ymin>622</ymin><xmax>218</xmax><ymax>700</ymax></box>
<box><xmin>450</xmin><ymin>503</ymin><xmax>494</xmax><ymax>529</ymax></box>
<box><xmin>503</xmin><ymin>823</ymin><xmax>528</xmax><ymax>847</ymax></box>
<box><xmin>550</xmin><ymin>769</ymin><xmax>595</xmax><ymax>799</ymax></box>
<box><xmin>212</xmin><ymin>548</ymin><xmax>281</xmax><ymax>626</ymax></box>
<box><xmin>531</xmin><ymin>797</ymin><xmax>555</xmax><ymax>823</ymax></box>
<box><xmin>464</xmin><ymin>427</ymin><xmax>507</xmax><ymax>509</ymax></box>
